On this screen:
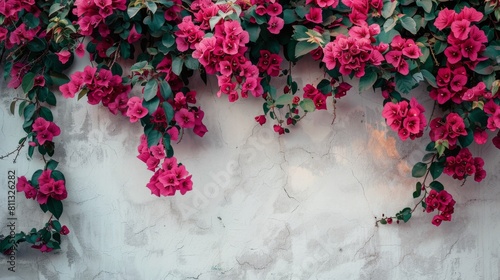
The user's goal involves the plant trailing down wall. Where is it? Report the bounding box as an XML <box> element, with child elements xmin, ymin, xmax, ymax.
<box><xmin>0</xmin><ymin>0</ymin><xmax>499</xmax><ymax>253</ymax></box>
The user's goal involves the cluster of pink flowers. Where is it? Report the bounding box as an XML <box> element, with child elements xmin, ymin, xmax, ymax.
<box><xmin>126</xmin><ymin>97</ymin><xmax>148</xmax><ymax>123</ymax></box>
<box><xmin>137</xmin><ymin>136</ymin><xmax>193</xmax><ymax>196</ymax></box>
<box><xmin>73</xmin><ymin>0</ymin><xmax>126</xmax><ymax>36</ymax></box>
<box><xmin>257</xmin><ymin>50</ymin><xmax>283</xmax><ymax>77</ymax></box>
<box><xmin>193</xmin><ymin>19</ymin><xmax>264</xmax><ymax>102</ymax></box>
<box><xmin>341</xmin><ymin>0</ymin><xmax>383</xmax><ymax>24</ymax></box>
<box><xmin>32</xmin><ymin>118</ymin><xmax>61</xmax><ymax>145</ymax></box>
<box><xmin>253</xmin><ymin>2</ymin><xmax>285</xmax><ymax>34</ymax></box>
<box><xmin>385</xmin><ymin>36</ymin><xmax>422</xmax><ymax>75</ymax></box>
<box><xmin>436</xmin><ymin>7</ymin><xmax>488</xmax><ymax>69</ymax></box>
<box><xmin>425</xmin><ymin>190</ymin><xmax>456</xmax><ymax>226</ymax></box>
<box><xmin>484</xmin><ymin>100</ymin><xmax>500</xmax><ymax>132</ymax></box>
<box><xmin>322</xmin><ymin>23</ymin><xmax>385</xmax><ymax>78</ymax></box>
<box><xmin>303</xmin><ymin>84</ymin><xmax>330</xmax><ymax>110</ymax></box>
<box><xmin>16</xmin><ymin>170</ymin><xmax>67</xmax><ymax>205</ymax></box>
<box><xmin>0</xmin><ymin>0</ymin><xmax>41</xmax><ymax>49</ymax></box>
<box><xmin>170</xmin><ymin>90</ymin><xmax>207</xmax><ymax>137</ymax></box>
<box><xmin>429</xmin><ymin>113</ymin><xmax>468</xmax><ymax>147</ymax></box>
<box><xmin>59</xmin><ymin>66</ymin><xmax>131</xmax><ymax>115</ymax></box>
<box><xmin>382</xmin><ymin>98</ymin><xmax>427</xmax><ymax>141</ymax></box>
<box><xmin>444</xmin><ymin>148</ymin><xmax>487</xmax><ymax>182</ymax></box>
<box><xmin>175</xmin><ymin>16</ymin><xmax>204</xmax><ymax>52</ymax></box>
<box><xmin>430</xmin><ymin>66</ymin><xmax>469</xmax><ymax>104</ymax></box>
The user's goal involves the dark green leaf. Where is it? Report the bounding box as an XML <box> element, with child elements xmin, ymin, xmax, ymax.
<box><xmin>412</xmin><ymin>162</ymin><xmax>427</xmax><ymax>178</ymax></box>
<box><xmin>49</xmin><ymin>72</ymin><xmax>70</xmax><ymax>86</ymax></box>
<box><xmin>146</xmin><ymin>128</ymin><xmax>162</xmax><ymax>148</ymax></box>
<box><xmin>39</xmin><ymin>107</ymin><xmax>53</xmax><ymax>122</ymax></box>
<box><xmin>413</xmin><ymin>182</ymin><xmax>422</xmax><ymax>198</ymax></box>
<box><xmin>22</xmin><ymin>72</ymin><xmax>36</xmax><ymax>93</ymax></box>
<box><xmin>46</xmin><ymin>198</ymin><xmax>63</xmax><ymax>219</ymax></box>
<box><xmin>27</xmin><ymin>37</ymin><xmax>46</xmax><ymax>52</ymax></box>
<box><xmin>429</xmin><ymin>181</ymin><xmax>444</xmax><ymax>192</ymax></box>
<box><xmin>458</xmin><ymin>128</ymin><xmax>474</xmax><ymax>148</ymax></box>
<box><xmin>51</xmin><ymin>170</ymin><xmax>65</xmax><ymax>182</ymax></box>
<box><xmin>46</xmin><ymin>159</ymin><xmax>59</xmax><ymax>171</ymax></box>
<box><xmin>430</xmin><ymin>162</ymin><xmax>444</xmax><ymax>180</ymax></box>
<box><xmin>400</xmin><ymin>16</ymin><xmax>417</xmax><ymax>34</ymax></box>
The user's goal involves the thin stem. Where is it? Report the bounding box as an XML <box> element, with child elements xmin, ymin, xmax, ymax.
<box><xmin>0</xmin><ymin>137</ymin><xmax>27</xmax><ymax>163</ymax></box>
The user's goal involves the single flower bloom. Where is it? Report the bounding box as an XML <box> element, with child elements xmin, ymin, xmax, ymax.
<box><xmin>127</xmin><ymin>25</ymin><xmax>141</xmax><ymax>44</ymax></box>
<box><xmin>267</xmin><ymin>16</ymin><xmax>284</xmax><ymax>34</ymax></box>
<box><xmin>56</xmin><ymin>50</ymin><xmax>71</xmax><ymax>64</ymax></box>
<box><xmin>174</xmin><ymin>108</ymin><xmax>195</xmax><ymax>128</ymax></box>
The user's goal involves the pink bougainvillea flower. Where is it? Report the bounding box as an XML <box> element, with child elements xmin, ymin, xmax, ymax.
<box><xmin>450</xmin><ymin>19</ymin><xmax>471</xmax><ymax>40</ymax></box>
<box><xmin>267</xmin><ymin>16</ymin><xmax>284</xmax><ymax>34</ymax></box>
<box><xmin>444</xmin><ymin>45</ymin><xmax>462</xmax><ymax>65</ymax></box>
<box><xmin>266</xmin><ymin>3</ymin><xmax>282</xmax><ymax>16</ymax></box>
<box><xmin>456</xmin><ymin>6</ymin><xmax>483</xmax><ymax>22</ymax></box>
<box><xmin>174</xmin><ymin>108</ymin><xmax>195</xmax><ymax>128</ymax></box>
<box><xmin>273</xmin><ymin>124</ymin><xmax>285</xmax><ymax>135</ymax></box>
<box><xmin>306</xmin><ymin>7</ymin><xmax>323</xmax><ymax>24</ymax></box>
<box><xmin>127</xmin><ymin>24</ymin><xmax>141</xmax><ymax>44</ymax></box>
<box><xmin>434</xmin><ymin>8</ymin><xmax>456</xmax><ymax>30</ymax></box>
<box><xmin>75</xmin><ymin>43</ymin><xmax>85</xmax><ymax>58</ymax></box>
<box><xmin>56</xmin><ymin>50</ymin><xmax>71</xmax><ymax>64</ymax></box>
<box><xmin>126</xmin><ymin>97</ymin><xmax>148</xmax><ymax>123</ymax></box>
<box><xmin>60</xmin><ymin>225</ymin><xmax>70</xmax><ymax>235</ymax></box>
<box><xmin>255</xmin><ymin>115</ymin><xmax>266</xmax><ymax>126</ymax></box>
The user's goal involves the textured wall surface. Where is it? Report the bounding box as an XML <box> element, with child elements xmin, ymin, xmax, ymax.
<box><xmin>0</xmin><ymin>60</ymin><xmax>499</xmax><ymax>279</ymax></box>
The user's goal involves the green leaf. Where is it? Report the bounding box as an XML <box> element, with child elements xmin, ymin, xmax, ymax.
<box><xmin>429</xmin><ymin>181</ymin><xmax>444</xmax><ymax>192</ymax></box>
<box><xmin>400</xmin><ymin>16</ymin><xmax>417</xmax><ymax>34</ymax></box>
<box><xmin>473</xmin><ymin>60</ymin><xmax>495</xmax><ymax>75</ymax></box>
<box><xmin>46</xmin><ymin>159</ymin><xmax>59</xmax><ymax>171</ymax></box>
<box><xmin>458</xmin><ymin>128</ymin><xmax>474</xmax><ymax>148</ymax></box>
<box><xmin>146</xmin><ymin>128</ymin><xmax>162</xmax><ymax>148</ymax></box>
<box><xmin>127</xmin><ymin>6</ymin><xmax>142</xmax><ymax>18</ymax></box>
<box><xmin>142</xmin><ymin>96</ymin><xmax>159</xmax><ymax>116</ymax></box>
<box><xmin>413</xmin><ymin>182</ymin><xmax>422</xmax><ymax>198</ymax></box>
<box><xmin>22</xmin><ymin>72</ymin><xmax>36</xmax><ymax>93</ymax></box>
<box><xmin>145</xmin><ymin>1</ymin><xmax>157</xmax><ymax>13</ymax></box>
<box><xmin>46</xmin><ymin>198</ymin><xmax>63</xmax><ymax>219</ymax></box>
<box><xmin>421</xmin><ymin>69</ymin><xmax>437</xmax><ymax>88</ymax></box>
<box><xmin>275</xmin><ymin>94</ymin><xmax>293</xmax><ymax>106</ymax></box>
<box><xmin>46</xmin><ymin>91</ymin><xmax>57</xmax><ymax>106</ymax></box>
<box><xmin>159</xmin><ymin>80</ymin><xmax>172</xmax><ymax>100</ymax></box>
<box><xmin>51</xmin><ymin>220</ymin><xmax>61</xmax><ymax>232</ymax></box>
<box><xmin>295</xmin><ymin>41</ymin><xmax>319</xmax><ymax>58</ymax></box>
<box><xmin>416</xmin><ymin>0</ymin><xmax>432</xmax><ymax>13</ymax></box>
<box><xmin>162</xmin><ymin>102</ymin><xmax>174</xmax><ymax>122</ymax></box>
<box><xmin>382</xmin><ymin>0</ymin><xmax>398</xmax><ymax>18</ymax></box>
<box><xmin>27</xmin><ymin>37</ymin><xmax>46</xmax><ymax>52</ymax></box>
<box><xmin>412</xmin><ymin>162</ymin><xmax>427</xmax><ymax>178</ymax></box>
<box><xmin>144</xmin><ymin>79</ymin><xmax>158</xmax><ymax>101</ymax></box>
<box><xmin>383</xmin><ymin>18</ymin><xmax>397</xmax><ymax>33</ymax></box>
<box><xmin>49</xmin><ymin>72</ymin><xmax>70</xmax><ymax>86</ymax></box>
<box><xmin>24</xmin><ymin>104</ymin><xmax>36</xmax><ymax>121</ymax></box>
<box><xmin>172</xmin><ymin>56</ymin><xmax>183</xmax><ymax>76</ymax></box>
<box><xmin>184</xmin><ymin>57</ymin><xmax>199</xmax><ymax>70</ymax></box>
<box><xmin>317</xmin><ymin>79</ymin><xmax>332</xmax><ymax>95</ymax></box>
<box><xmin>395</xmin><ymin>73</ymin><xmax>417</xmax><ymax>94</ymax></box>
<box><xmin>299</xmin><ymin>99</ymin><xmax>315</xmax><ymax>112</ymax></box>
<box><xmin>51</xmin><ymin>170</ymin><xmax>65</xmax><ymax>182</ymax></box>
<box><xmin>39</xmin><ymin>107</ymin><xmax>53</xmax><ymax>122</ymax></box>
<box><xmin>49</xmin><ymin>3</ymin><xmax>64</xmax><ymax>16</ymax></box>
<box><xmin>359</xmin><ymin>71</ymin><xmax>377</xmax><ymax>92</ymax></box>
<box><xmin>430</xmin><ymin>162</ymin><xmax>444</xmax><ymax>180</ymax></box>
<box><xmin>9</xmin><ymin>101</ymin><xmax>16</xmax><ymax>115</ymax></box>
<box><xmin>283</xmin><ymin>9</ymin><xmax>298</xmax><ymax>24</ymax></box>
